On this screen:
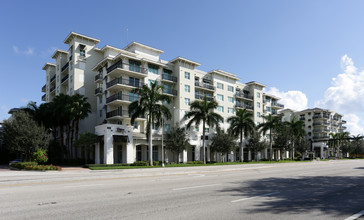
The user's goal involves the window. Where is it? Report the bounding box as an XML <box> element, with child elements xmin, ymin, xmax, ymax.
<box><xmin>228</xmin><ymin>96</ymin><xmax>234</xmax><ymax>103</ymax></box>
<box><xmin>148</xmin><ymin>79</ymin><xmax>155</xmax><ymax>87</ymax></box>
<box><xmin>129</xmin><ymin>77</ymin><xmax>140</xmax><ymax>87</ymax></box>
<box><xmin>185</xmin><ymin>98</ymin><xmax>190</xmax><ymax>106</ymax></box>
<box><xmin>217</xmin><ymin>82</ymin><xmax>224</xmax><ymax>90</ymax></box>
<box><xmin>134</xmin><ymin>122</ymin><xmax>138</xmax><ymax>129</ymax></box>
<box><xmin>57</xmin><ymin>75</ymin><xmax>60</xmax><ymax>82</ymax></box>
<box><xmin>69</xmin><ymin>88</ymin><xmax>73</xmax><ymax>95</ymax></box>
<box><xmin>80</xmin><ymin>44</ymin><xmax>86</xmax><ymax>57</ymax></box>
<box><xmin>185</xmin><ymin>72</ymin><xmax>190</xmax><ymax>79</ymax></box>
<box><xmin>70</xmin><ymin>75</ymin><xmax>73</xmax><ymax>82</ymax></box>
<box><xmin>257</xmin><ymin>92</ymin><xmax>260</xmax><ymax>98</ymax></box>
<box><xmin>257</xmin><ymin>112</ymin><xmax>260</xmax><ymax>117</ymax></box>
<box><xmin>99</xmin><ymin>110</ymin><xmax>102</xmax><ymax>117</ymax></box>
<box><xmin>257</xmin><ymin>102</ymin><xmax>260</xmax><ymax>108</ymax></box>
<box><xmin>195</xmin><ymin>126</ymin><xmax>199</xmax><ymax>132</ymax></box>
<box><xmin>228</xmin><ymin>85</ymin><xmax>234</xmax><ymax>92</ymax></box>
<box><xmin>266</xmin><ymin>107</ymin><xmax>271</xmax><ymax>112</ymax></box>
<box><xmin>164</xmin><ymin>124</ymin><xmax>171</xmax><ymax>132</ymax></box>
<box><xmin>148</xmin><ymin>64</ymin><xmax>159</xmax><ymax>74</ymax></box>
<box><xmin>228</xmin><ymin>107</ymin><xmax>234</xmax><ymax>114</ymax></box>
<box><xmin>217</xmin><ymin>106</ymin><xmax>224</xmax><ymax>112</ymax></box>
<box><xmin>57</xmin><ymin>65</ymin><xmax>59</xmax><ymax>71</ymax></box>
<box><xmin>204</xmin><ymin>128</ymin><xmax>209</xmax><ymax>133</ymax></box>
<box><xmin>185</xmin><ymin>84</ymin><xmax>190</xmax><ymax>93</ymax></box>
<box><xmin>217</xmin><ymin>94</ymin><xmax>224</xmax><ymax>101</ymax></box>
<box><xmin>70</xmin><ymin>62</ymin><xmax>73</xmax><ymax>70</ymax></box>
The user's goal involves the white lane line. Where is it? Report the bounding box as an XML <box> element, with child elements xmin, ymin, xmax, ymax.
<box><xmin>344</xmin><ymin>210</ymin><xmax>364</xmax><ymax>220</ymax></box>
<box><xmin>231</xmin><ymin>192</ymin><xmax>280</xmax><ymax>203</ymax></box>
<box><xmin>172</xmin><ymin>184</ymin><xmax>221</xmax><ymax>191</ymax></box>
<box><xmin>188</xmin><ymin>174</ymin><xmax>206</xmax><ymax>177</ymax></box>
<box><xmin>64</xmin><ymin>184</ymin><xmax>104</xmax><ymax>188</ymax></box>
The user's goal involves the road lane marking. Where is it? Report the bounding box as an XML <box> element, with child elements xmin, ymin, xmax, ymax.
<box><xmin>64</xmin><ymin>184</ymin><xmax>104</xmax><ymax>188</ymax></box>
<box><xmin>344</xmin><ymin>209</ymin><xmax>364</xmax><ymax>220</ymax></box>
<box><xmin>172</xmin><ymin>184</ymin><xmax>221</xmax><ymax>191</ymax></box>
<box><xmin>231</xmin><ymin>192</ymin><xmax>280</xmax><ymax>203</ymax></box>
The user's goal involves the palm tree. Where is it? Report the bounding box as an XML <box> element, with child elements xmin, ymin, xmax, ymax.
<box><xmin>258</xmin><ymin>114</ymin><xmax>282</xmax><ymax>160</ymax></box>
<box><xmin>285</xmin><ymin>117</ymin><xmax>305</xmax><ymax>160</ymax></box>
<box><xmin>129</xmin><ymin>82</ymin><xmax>171</xmax><ymax>166</ymax></box>
<box><xmin>70</xmin><ymin>94</ymin><xmax>91</xmax><ymax>158</ymax></box>
<box><xmin>184</xmin><ymin>96</ymin><xmax>223</xmax><ymax>164</ymax></box>
<box><xmin>227</xmin><ymin>108</ymin><xmax>255</xmax><ymax>162</ymax></box>
<box><xmin>329</xmin><ymin>131</ymin><xmax>350</xmax><ymax>158</ymax></box>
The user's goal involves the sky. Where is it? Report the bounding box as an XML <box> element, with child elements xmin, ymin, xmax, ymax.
<box><xmin>1</xmin><ymin>0</ymin><xmax>364</xmax><ymax>134</ymax></box>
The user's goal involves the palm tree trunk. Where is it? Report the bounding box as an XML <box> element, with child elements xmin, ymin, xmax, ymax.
<box><xmin>75</xmin><ymin>119</ymin><xmax>80</xmax><ymax>158</ymax></box>
<box><xmin>70</xmin><ymin>120</ymin><xmax>75</xmax><ymax>159</ymax></box>
<box><xmin>60</xmin><ymin>125</ymin><xmax>65</xmax><ymax>161</ymax></box>
<box><xmin>240</xmin><ymin>130</ymin><xmax>244</xmax><ymax>162</ymax></box>
<box><xmin>148</xmin><ymin>116</ymin><xmax>153</xmax><ymax>166</ymax></box>
<box><xmin>292</xmin><ymin>143</ymin><xmax>295</xmax><ymax>160</ymax></box>
<box><xmin>270</xmin><ymin>128</ymin><xmax>273</xmax><ymax>161</ymax></box>
<box><xmin>202</xmin><ymin>121</ymin><xmax>206</xmax><ymax>164</ymax></box>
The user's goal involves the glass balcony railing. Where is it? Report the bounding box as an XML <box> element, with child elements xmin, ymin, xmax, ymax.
<box><xmin>106</xmin><ymin>78</ymin><xmax>145</xmax><ymax>89</ymax></box>
<box><xmin>162</xmin><ymin>74</ymin><xmax>177</xmax><ymax>83</ymax></box>
<box><xmin>61</xmin><ymin>62</ymin><xmax>69</xmax><ymax>72</ymax></box>
<box><xmin>106</xmin><ymin>93</ymin><xmax>139</xmax><ymax>104</ymax></box>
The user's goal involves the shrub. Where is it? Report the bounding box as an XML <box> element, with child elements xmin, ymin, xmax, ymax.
<box><xmin>33</xmin><ymin>149</ymin><xmax>48</xmax><ymax>164</ymax></box>
<box><xmin>11</xmin><ymin>162</ymin><xmax>37</xmax><ymax>170</ymax></box>
<box><xmin>11</xmin><ymin>162</ymin><xmax>61</xmax><ymax>171</ymax></box>
<box><xmin>187</xmin><ymin>161</ymin><xmax>204</xmax><ymax>164</ymax></box>
<box><xmin>132</xmin><ymin>161</ymin><xmax>149</xmax><ymax>166</ymax></box>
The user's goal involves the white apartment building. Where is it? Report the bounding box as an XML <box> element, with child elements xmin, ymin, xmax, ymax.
<box><xmin>281</xmin><ymin>108</ymin><xmax>347</xmax><ymax>159</ymax></box>
<box><xmin>42</xmin><ymin>32</ymin><xmax>284</xmax><ymax>164</ymax></box>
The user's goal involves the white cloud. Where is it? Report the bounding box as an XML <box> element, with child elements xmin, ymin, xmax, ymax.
<box><xmin>265</xmin><ymin>87</ymin><xmax>308</xmax><ymax>111</ymax></box>
<box><xmin>13</xmin><ymin>45</ymin><xmax>35</xmax><ymax>55</ymax></box>
<box><xmin>316</xmin><ymin>54</ymin><xmax>364</xmax><ymax>135</ymax></box>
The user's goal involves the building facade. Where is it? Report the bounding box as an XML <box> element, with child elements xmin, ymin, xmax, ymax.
<box><xmin>42</xmin><ymin>32</ymin><xmax>284</xmax><ymax>164</ymax></box>
<box><xmin>281</xmin><ymin>108</ymin><xmax>347</xmax><ymax>158</ymax></box>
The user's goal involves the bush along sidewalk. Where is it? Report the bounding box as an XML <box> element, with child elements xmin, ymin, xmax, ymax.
<box><xmin>10</xmin><ymin>162</ymin><xmax>62</xmax><ymax>171</ymax></box>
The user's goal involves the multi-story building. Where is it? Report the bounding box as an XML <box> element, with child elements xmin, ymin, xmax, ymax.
<box><xmin>41</xmin><ymin>32</ymin><xmax>284</xmax><ymax>164</ymax></box>
<box><xmin>281</xmin><ymin>108</ymin><xmax>347</xmax><ymax>158</ymax></box>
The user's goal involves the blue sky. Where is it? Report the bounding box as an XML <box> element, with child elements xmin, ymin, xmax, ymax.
<box><xmin>1</xmin><ymin>0</ymin><xmax>364</xmax><ymax>134</ymax></box>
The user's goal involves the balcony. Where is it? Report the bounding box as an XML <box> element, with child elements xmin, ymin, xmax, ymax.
<box><xmin>50</xmin><ymin>86</ymin><xmax>55</xmax><ymax>93</ymax></box>
<box><xmin>313</xmin><ymin>135</ymin><xmax>329</xmax><ymax>140</ymax></box>
<box><xmin>61</xmin><ymin>62</ymin><xmax>69</xmax><ymax>72</ymax></box>
<box><xmin>163</xmin><ymin>88</ymin><xmax>177</xmax><ymax>96</ymax></box>
<box><xmin>195</xmin><ymin>94</ymin><xmax>214</xmax><ymax>102</ymax></box>
<box><xmin>95</xmin><ymin>73</ymin><xmax>103</xmax><ymax>83</ymax></box>
<box><xmin>106</xmin><ymin>61</ymin><xmax>147</xmax><ymax>78</ymax></box>
<box><xmin>42</xmin><ymin>94</ymin><xmax>46</xmax><ymax>101</ymax></box>
<box><xmin>235</xmin><ymin>103</ymin><xmax>254</xmax><ymax>111</ymax></box>
<box><xmin>162</xmin><ymin>74</ymin><xmax>177</xmax><ymax>83</ymax></box>
<box><xmin>61</xmin><ymin>74</ymin><xmax>69</xmax><ymax>84</ymax></box>
<box><xmin>300</xmin><ymin>117</ymin><xmax>306</xmax><ymax>121</ymax></box>
<box><xmin>95</xmin><ymin>88</ymin><xmax>103</xmax><ymax>96</ymax></box>
<box><xmin>195</xmin><ymin>82</ymin><xmax>215</xmax><ymax>91</ymax></box>
<box><xmin>313</xmin><ymin>128</ymin><xmax>330</xmax><ymax>133</ymax></box>
<box><xmin>106</xmin><ymin>108</ymin><xmax>145</xmax><ymax>120</ymax></box>
<box><xmin>313</xmin><ymin>121</ymin><xmax>330</xmax><ymax>126</ymax></box>
<box><xmin>341</xmin><ymin>120</ymin><xmax>347</xmax><ymax>124</ymax></box>
<box><xmin>106</xmin><ymin>78</ymin><xmax>145</xmax><ymax>91</ymax></box>
<box><xmin>50</xmin><ymin>75</ymin><xmax>56</xmax><ymax>83</ymax></box>
<box><xmin>42</xmin><ymin>85</ymin><xmax>46</xmax><ymax>92</ymax></box>
<box><xmin>313</xmin><ymin>114</ymin><xmax>330</xmax><ymax>119</ymax></box>
<box><xmin>106</xmin><ymin>93</ymin><xmax>139</xmax><ymax>105</ymax></box>
<box><xmin>342</xmin><ymin>126</ymin><xmax>347</xmax><ymax>129</ymax></box>
<box><xmin>272</xmin><ymin>102</ymin><xmax>285</xmax><ymax>108</ymax></box>
<box><xmin>235</xmin><ymin>92</ymin><xmax>253</xmax><ymax>100</ymax></box>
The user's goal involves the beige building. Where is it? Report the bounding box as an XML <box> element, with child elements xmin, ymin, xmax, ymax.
<box><xmin>281</xmin><ymin>108</ymin><xmax>347</xmax><ymax>159</ymax></box>
<box><xmin>41</xmin><ymin>32</ymin><xmax>284</xmax><ymax>164</ymax></box>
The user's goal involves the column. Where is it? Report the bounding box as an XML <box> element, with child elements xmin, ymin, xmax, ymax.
<box><xmin>95</xmin><ymin>143</ymin><xmax>100</xmax><ymax>164</ymax></box>
<box><xmin>104</xmin><ymin>131</ymin><xmax>114</xmax><ymax>164</ymax></box>
<box><xmin>182</xmin><ymin>149</ymin><xmax>187</xmax><ymax>163</ymax></box>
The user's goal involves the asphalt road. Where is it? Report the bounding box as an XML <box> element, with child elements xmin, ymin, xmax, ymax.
<box><xmin>1</xmin><ymin>160</ymin><xmax>364</xmax><ymax>220</ymax></box>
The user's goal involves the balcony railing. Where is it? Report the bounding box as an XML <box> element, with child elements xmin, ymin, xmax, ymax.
<box><xmin>162</xmin><ymin>74</ymin><xmax>177</xmax><ymax>82</ymax></box>
<box><xmin>300</xmin><ymin>117</ymin><xmax>305</xmax><ymax>121</ymax></box>
<box><xmin>342</xmin><ymin>126</ymin><xmax>347</xmax><ymax>129</ymax></box>
<box><xmin>106</xmin><ymin>109</ymin><xmax>130</xmax><ymax>118</ymax></box>
<box><xmin>61</xmin><ymin>74</ymin><xmax>69</xmax><ymax>83</ymax></box>
<box><xmin>195</xmin><ymin>82</ymin><xmax>215</xmax><ymax>91</ymax></box>
<box><xmin>106</xmin><ymin>93</ymin><xmax>139</xmax><ymax>104</ymax></box>
<box><xmin>272</xmin><ymin>102</ymin><xmax>285</xmax><ymax>108</ymax></box>
<box><xmin>163</xmin><ymin>88</ymin><xmax>177</xmax><ymax>96</ymax></box>
<box><xmin>61</xmin><ymin>62</ymin><xmax>69</xmax><ymax>72</ymax></box>
<box><xmin>50</xmin><ymin>75</ymin><xmax>56</xmax><ymax>83</ymax></box>
<box><xmin>195</xmin><ymin>94</ymin><xmax>214</xmax><ymax>102</ymax></box>
<box><xmin>235</xmin><ymin>92</ymin><xmax>254</xmax><ymax>100</ymax></box>
<box><xmin>42</xmin><ymin>94</ymin><xmax>46</xmax><ymax>101</ymax></box>
<box><xmin>106</xmin><ymin>61</ymin><xmax>147</xmax><ymax>75</ymax></box>
<box><xmin>95</xmin><ymin>88</ymin><xmax>103</xmax><ymax>95</ymax></box>
<box><xmin>50</xmin><ymin>86</ymin><xmax>55</xmax><ymax>93</ymax></box>
<box><xmin>106</xmin><ymin>78</ymin><xmax>145</xmax><ymax>89</ymax></box>
<box><xmin>106</xmin><ymin>108</ymin><xmax>145</xmax><ymax>119</ymax></box>
<box><xmin>341</xmin><ymin>120</ymin><xmax>347</xmax><ymax>124</ymax></box>
<box><xmin>42</xmin><ymin>85</ymin><xmax>46</xmax><ymax>92</ymax></box>
<box><xmin>95</xmin><ymin>73</ymin><xmax>102</xmax><ymax>81</ymax></box>
<box><xmin>313</xmin><ymin>115</ymin><xmax>330</xmax><ymax>119</ymax></box>
<box><xmin>235</xmin><ymin>103</ymin><xmax>254</xmax><ymax>110</ymax></box>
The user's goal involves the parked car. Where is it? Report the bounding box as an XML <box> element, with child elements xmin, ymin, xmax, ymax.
<box><xmin>9</xmin><ymin>159</ymin><xmax>22</xmax><ymax>166</ymax></box>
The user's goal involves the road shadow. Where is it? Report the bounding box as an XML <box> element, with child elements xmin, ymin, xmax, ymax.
<box><xmin>354</xmin><ymin>167</ymin><xmax>364</xmax><ymax>169</ymax></box>
<box><xmin>220</xmin><ymin>175</ymin><xmax>364</xmax><ymax>216</ymax></box>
